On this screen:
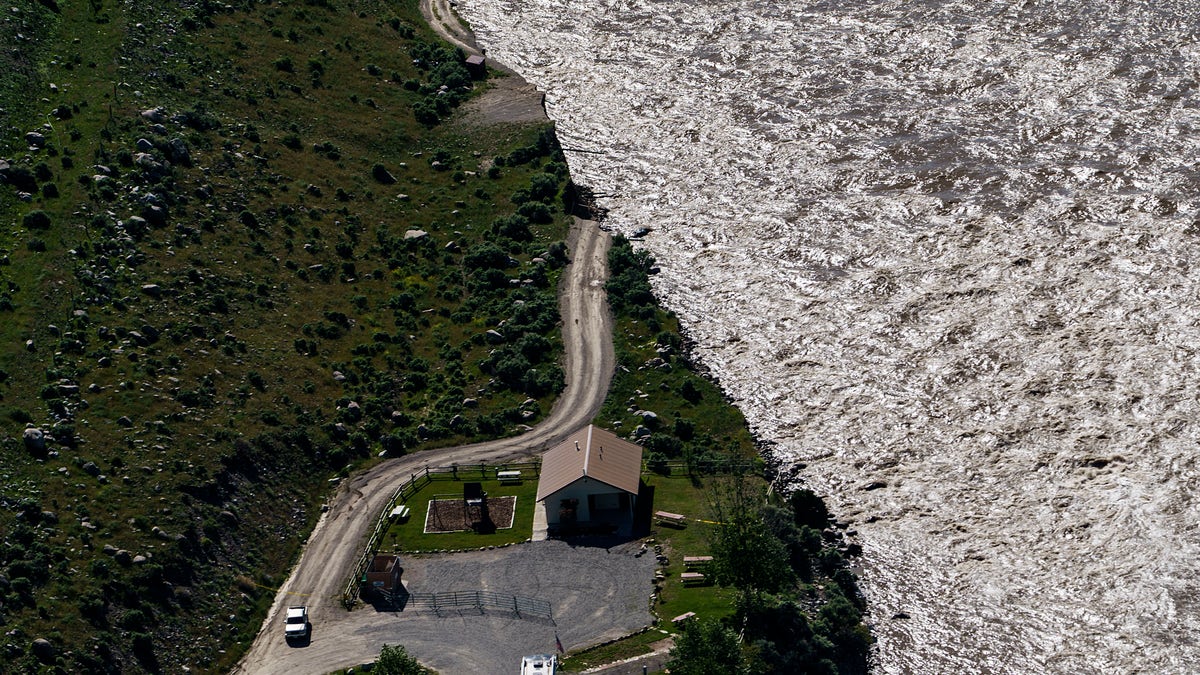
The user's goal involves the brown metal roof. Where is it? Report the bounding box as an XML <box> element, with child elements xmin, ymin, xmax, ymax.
<box><xmin>536</xmin><ymin>425</ymin><xmax>643</xmax><ymax>501</ymax></box>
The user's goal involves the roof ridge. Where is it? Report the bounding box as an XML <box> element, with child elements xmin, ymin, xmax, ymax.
<box><xmin>582</xmin><ymin>424</ymin><xmax>595</xmax><ymax>477</ymax></box>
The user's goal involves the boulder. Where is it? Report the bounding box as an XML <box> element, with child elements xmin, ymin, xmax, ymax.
<box><xmin>82</xmin><ymin>461</ymin><xmax>101</xmax><ymax>476</ymax></box>
<box><xmin>136</xmin><ymin>138</ymin><xmax>154</xmax><ymax>152</ymax></box>
<box><xmin>168</xmin><ymin>137</ymin><xmax>191</xmax><ymax>165</ymax></box>
<box><xmin>404</xmin><ymin>229</ymin><xmax>427</xmax><ymax>240</ymax></box>
<box><xmin>141</xmin><ymin>107</ymin><xmax>166</xmax><ymax>123</ymax></box>
<box><xmin>30</xmin><ymin>638</ymin><xmax>54</xmax><ymax>662</ymax></box>
<box><xmin>22</xmin><ymin>428</ymin><xmax>46</xmax><ymax>453</ymax></box>
<box><xmin>115</xmin><ymin>549</ymin><xmax>132</xmax><ymax>565</ymax></box>
<box><xmin>25</xmin><ymin>132</ymin><xmax>46</xmax><ymax>147</ymax></box>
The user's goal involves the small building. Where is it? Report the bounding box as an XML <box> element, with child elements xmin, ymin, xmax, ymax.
<box><xmin>363</xmin><ymin>553</ymin><xmax>403</xmax><ymax>596</ymax></box>
<box><xmin>536</xmin><ymin>425</ymin><xmax>643</xmax><ymax>535</ymax></box>
<box><xmin>465</xmin><ymin>54</ymin><xmax>486</xmax><ymax>79</ymax></box>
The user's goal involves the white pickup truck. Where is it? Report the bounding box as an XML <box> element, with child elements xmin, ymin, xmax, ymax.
<box><xmin>284</xmin><ymin>606</ymin><xmax>309</xmax><ymax>641</ymax></box>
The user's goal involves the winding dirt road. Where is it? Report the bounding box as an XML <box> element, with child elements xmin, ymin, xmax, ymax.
<box><xmin>233</xmin><ymin>216</ymin><xmax>614</xmax><ymax>674</ymax></box>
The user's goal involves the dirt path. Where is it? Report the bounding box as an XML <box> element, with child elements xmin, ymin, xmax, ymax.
<box><xmin>421</xmin><ymin>0</ymin><xmax>481</xmax><ymax>58</ymax></box>
<box><xmin>233</xmin><ymin>216</ymin><xmax>615</xmax><ymax>674</ymax></box>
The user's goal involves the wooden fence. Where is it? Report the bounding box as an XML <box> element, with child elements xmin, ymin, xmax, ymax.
<box><xmin>340</xmin><ymin>460</ymin><xmax>542</xmax><ymax>609</ymax></box>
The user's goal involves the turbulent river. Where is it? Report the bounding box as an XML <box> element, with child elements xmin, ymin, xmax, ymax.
<box><xmin>456</xmin><ymin>0</ymin><xmax>1200</xmax><ymax>671</ymax></box>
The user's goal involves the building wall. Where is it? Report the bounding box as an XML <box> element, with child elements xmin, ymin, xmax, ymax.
<box><xmin>543</xmin><ymin>477</ymin><xmax>629</xmax><ymax>525</ymax></box>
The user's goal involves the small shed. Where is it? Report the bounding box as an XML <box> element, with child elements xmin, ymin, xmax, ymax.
<box><xmin>465</xmin><ymin>54</ymin><xmax>486</xmax><ymax>79</ymax></box>
<box><xmin>363</xmin><ymin>553</ymin><xmax>403</xmax><ymax>595</ymax></box>
<box><xmin>537</xmin><ymin>425</ymin><xmax>642</xmax><ymax>533</ymax></box>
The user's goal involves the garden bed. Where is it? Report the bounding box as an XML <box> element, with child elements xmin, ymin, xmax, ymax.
<box><xmin>424</xmin><ymin>496</ymin><xmax>517</xmax><ymax>533</ymax></box>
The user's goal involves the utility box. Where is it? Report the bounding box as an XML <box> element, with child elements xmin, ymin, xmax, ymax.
<box><xmin>465</xmin><ymin>54</ymin><xmax>486</xmax><ymax>79</ymax></box>
<box><xmin>363</xmin><ymin>554</ymin><xmax>403</xmax><ymax>594</ymax></box>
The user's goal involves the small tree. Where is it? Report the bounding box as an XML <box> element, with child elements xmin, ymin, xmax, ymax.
<box><xmin>666</xmin><ymin>618</ymin><xmax>747</xmax><ymax>675</ymax></box>
<box><xmin>375</xmin><ymin>643</ymin><xmax>425</xmax><ymax>675</ymax></box>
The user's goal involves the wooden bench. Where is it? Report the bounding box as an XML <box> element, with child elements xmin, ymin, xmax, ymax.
<box><xmin>389</xmin><ymin>504</ymin><xmax>411</xmax><ymax>520</ymax></box>
<box><xmin>671</xmin><ymin>611</ymin><xmax>696</xmax><ymax>624</ymax></box>
<box><xmin>654</xmin><ymin>511</ymin><xmax>686</xmax><ymax>527</ymax></box>
<box><xmin>497</xmin><ymin>470</ymin><xmax>522</xmax><ymax>484</ymax></box>
<box><xmin>683</xmin><ymin>555</ymin><xmax>713</xmax><ymax>570</ymax></box>
<box><xmin>681</xmin><ymin>572</ymin><xmax>707</xmax><ymax>586</ymax></box>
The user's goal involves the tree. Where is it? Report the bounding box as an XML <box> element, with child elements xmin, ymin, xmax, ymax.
<box><xmin>666</xmin><ymin>618</ymin><xmax>747</xmax><ymax>675</ymax></box>
<box><xmin>375</xmin><ymin>643</ymin><xmax>426</xmax><ymax>675</ymax></box>
<box><xmin>707</xmin><ymin>477</ymin><xmax>794</xmax><ymax>598</ymax></box>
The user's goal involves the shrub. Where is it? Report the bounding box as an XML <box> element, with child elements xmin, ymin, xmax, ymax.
<box><xmin>23</xmin><ymin>210</ymin><xmax>51</xmax><ymax>230</ymax></box>
<box><xmin>273</xmin><ymin>56</ymin><xmax>295</xmax><ymax>72</ymax></box>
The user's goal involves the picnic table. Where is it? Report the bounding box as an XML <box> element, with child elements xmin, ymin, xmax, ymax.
<box><xmin>654</xmin><ymin>511</ymin><xmax>686</xmax><ymax>527</ymax></box>
<box><xmin>683</xmin><ymin>555</ymin><xmax>713</xmax><ymax>570</ymax></box>
<box><xmin>389</xmin><ymin>505</ymin><xmax>411</xmax><ymax>520</ymax></box>
<box><xmin>680</xmin><ymin>572</ymin><xmax>707</xmax><ymax>586</ymax></box>
<box><xmin>672</xmin><ymin>611</ymin><xmax>696</xmax><ymax>623</ymax></box>
<box><xmin>497</xmin><ymin>470</ymin><xmax>522</xmax><ymax>483</ymax></box>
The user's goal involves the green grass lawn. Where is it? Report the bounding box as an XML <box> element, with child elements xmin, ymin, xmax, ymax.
<box><xmin>381</xmin><ymin>474</ymin><xmax>540</xmax><ymax>551</ymax></box>
<box><xmin>643</xmin><ymin>474</ymin><xmax>742</xmax><ymax>626</ymax></box>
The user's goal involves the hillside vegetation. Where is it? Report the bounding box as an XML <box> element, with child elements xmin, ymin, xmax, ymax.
<box><xmin>0</xmin><ymin>1</ymin><xmax>573</xmax><ymax>672</ymax></box>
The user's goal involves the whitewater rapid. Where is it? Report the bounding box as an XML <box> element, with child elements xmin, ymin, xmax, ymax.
<box><xmin>457</xmin><ymin>0</ymin><xmax>1200</xmax><ymax>671</ymax></box>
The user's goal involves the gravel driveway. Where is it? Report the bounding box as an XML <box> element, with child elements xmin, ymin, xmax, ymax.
<box><xmin>350</xmin><ymin>539</ymin><xmax>656</xmax><ymax>674</ymax></box>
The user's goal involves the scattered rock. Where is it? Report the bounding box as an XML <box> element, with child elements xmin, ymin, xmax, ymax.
<box><xmin>485</xmin><ymin>329</ymin><xmax>504</xmax><ymax>343</ymax></box>
<box><xmin>462</xmin><ymin>398</ymin><xmax>478</xmax><ymax>408</ymax></box>
<box><xmin>141</xmin><ymin>284</ymin><xmax>161</xmax><ymax>298</ymax></box>
<box><xmin>115</xmin><ymin>550</ymin><xmax>132</xmax><ymax>565</ymax></box>
<box><xmin>132</xmin><ymin>555</ymin><xmax>147</xmax><ymax>565</ymax></box>
<box><xmin>332</xmin><ymin>371</ymin><xmax>346</xmax><ymax>382</ymax></box>
<box><xmin>116</xmin><ymin>416</ymin><xmax>133</xmax><ymax>427</ymax></box>
<box><xmin>862</xmin><ymin>481</ymin><xmax>887</xmax><ymax>491</ymax></box>
<box><xmin>25</xmin><ymin>132</ymin><xmax>46</xmax><ymax>148</ymax></box>
<box><xmin>81</xmin><ymin>461</ymin><xmax>100</xmax><ymax>476</ymax></box>
<box><xmin>404</xmin><ymin>229</ymin><xmax>427</xmax><ymax>240</ymax></box>
<box><xmin>141</xmin><ymin>107</ymin><xmax>166</xmax><ymax>123</ymax></box>
<box><xmin>102</xmin><ymin>544</ymin><xmax>117</xmax><ymax>556</ymax></box>
<box><xmin>136</xmin><ymin>138</ymin><xmax>154</xmax><ymax>152</ymax></box>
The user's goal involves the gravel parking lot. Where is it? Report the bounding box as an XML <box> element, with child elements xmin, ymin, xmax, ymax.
<box><xmin>354</xmin><ymin>538</ymin><xmax>656</xmax><ymax>674</ymax></box>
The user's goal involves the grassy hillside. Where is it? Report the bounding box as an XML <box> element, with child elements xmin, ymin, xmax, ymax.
<box><xmin>0</xmin><ymin>1</ymin><xmax>573</xmax><ymax>672</ymax></box>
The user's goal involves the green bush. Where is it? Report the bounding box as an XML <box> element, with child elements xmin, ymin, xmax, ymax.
<box><xmin>22</xmin><ymin>210</ymin><xmax>51</xmax><ymax>230</ymax></box>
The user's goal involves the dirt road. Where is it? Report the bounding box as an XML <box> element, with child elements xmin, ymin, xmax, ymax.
<box><xmin>233</xmin><ymin>216</ymin><xmax>615</xmax><ymax>674</ymax></box>
<box><xmin>421</xmin><ymin>0</ymin><xmax>481</xmax><ymax>59</ymax></box>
